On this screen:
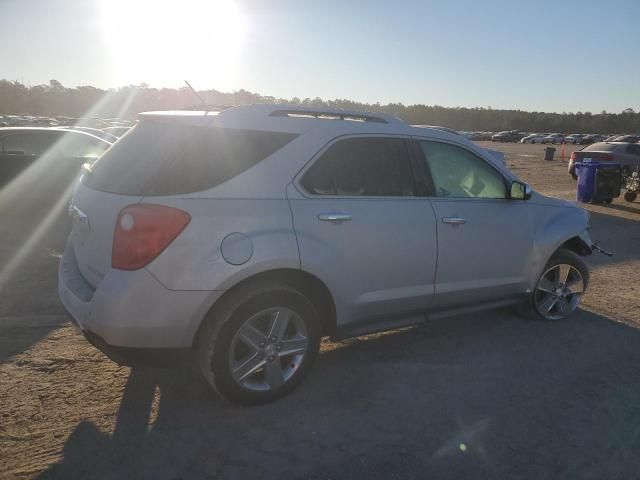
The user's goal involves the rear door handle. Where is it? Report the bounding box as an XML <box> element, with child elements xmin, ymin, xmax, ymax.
<box><xmin>442</xmin><ymin>217</ymin><xmax>466</xmax><ymax>225</ymax></box>
<box><xmin>318</xmin><ymin>213</ymin><xmax>352</xmax><ymax>223</ymax></box>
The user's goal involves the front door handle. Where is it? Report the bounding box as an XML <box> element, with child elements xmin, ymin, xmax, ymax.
<box><xmin>318</xmin><ymin>213</ymin><xmax>352</xmax><ymax>223</ymax></box>
<box><xmin>442</xmin><ymin>217</ymin><xmax>466</xmax><ymax>225</ymax></box>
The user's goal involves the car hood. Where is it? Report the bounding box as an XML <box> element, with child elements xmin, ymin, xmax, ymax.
<box><xmin>529</xmin><ymin>192</ymin><xmax>591</xmax><ymax>227</ymax></box>
<box><xmin>529</xmin><ymin>191</ymin><xmax>578</xmax><ymax>208</ymax></box>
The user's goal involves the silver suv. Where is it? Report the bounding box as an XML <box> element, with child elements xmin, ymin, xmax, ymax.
<box><xmin>58</xmin><ymin>105</ymin><xmax>593</xmax><ymax>404</ymax></box>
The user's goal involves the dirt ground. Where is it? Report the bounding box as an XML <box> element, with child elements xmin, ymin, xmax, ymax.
<box><xmin>1</xmin><ymin>141</ymin><xmax>639</xmax><ymax>479</ymax></box>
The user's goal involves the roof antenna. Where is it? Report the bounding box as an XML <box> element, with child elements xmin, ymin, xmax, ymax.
<box><xmin>184</xmin><ymin>80</ymin><xmax>207</xmax><ymax>108</ymax></box>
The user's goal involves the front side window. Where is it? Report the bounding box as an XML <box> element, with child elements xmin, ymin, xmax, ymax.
<box><xmin>300</xmin><ymin>137</ymin><xmax>415</xmax><ymax>197</ymax></box>
<box><xmin>419</xmin><ymin>141</ymin><xmax>507</xmax><ymax>199</ymax></box>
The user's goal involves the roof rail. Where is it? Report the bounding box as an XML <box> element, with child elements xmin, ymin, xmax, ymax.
<box><xmin>217</xmin><ymin>103</ymin><xmax>402</xmax><ymax>124</ymax></box>
<box><xmin>182</xmin><ymin>104</ymin><xmax>233</xmax><ymax>111</ymax></box>
<box><xmin>269</xmin><ymin>108</ymin><xmax>395</xmax><ymax>124</ymax></box>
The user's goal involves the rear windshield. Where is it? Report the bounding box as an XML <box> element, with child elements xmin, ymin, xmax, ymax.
<box><xmin>582</xmin><ymin>143</ymin><xmax>618</xmax><ymax>152</ymax></box>
<box><xmin>84</xmin><ymin>122</ymin><xmax>298</xmax><ymax>195</ymax></box>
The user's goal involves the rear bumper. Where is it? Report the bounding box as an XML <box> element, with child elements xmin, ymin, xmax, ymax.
<box><xmin>58</xmin><ymin>240</ymin><xmax>222</xmax><ymax>349</ymax></box>
<box><xmin>83</xmin><ymin>330</ymin><xmax>192</xmax><ymax>367</ymax></box>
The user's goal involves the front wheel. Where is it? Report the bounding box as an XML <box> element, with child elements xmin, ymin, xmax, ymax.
<box><xmin>196</xmin><ymin>284</ymin><xmax>321</xmax><ymax>405</ymax></box>
<box><xmin>624</xmin><ymin>191</ymin><xmax>637</xmax><ymax>202</ymax></box>
<box><xmin>518</xmin><ymin>249</ymin><xmax>589</xmax><ymax>321</ymax></box>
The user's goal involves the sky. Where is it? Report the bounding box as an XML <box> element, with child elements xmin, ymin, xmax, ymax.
<box><xmin>2</xmin><ymin>0</ymin><xmax>639</xmax><ymax>113</ymax></box>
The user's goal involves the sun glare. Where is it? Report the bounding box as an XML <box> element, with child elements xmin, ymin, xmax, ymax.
<box><xmin>99</xmin><ymin>0</ymin><xmax>247</xmax><ymax>88</ymax></box>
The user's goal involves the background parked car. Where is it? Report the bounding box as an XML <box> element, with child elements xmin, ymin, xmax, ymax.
<box><xmin>0</xmin><ymin>127</ymin><xmax>112</xmax><ymax>187</ymax></box>
<box><xmin>543</xmin><ymin>133</ymin><xmax>565</xmax><ymax>144</ymax></box>
<box><xmin>568</xmin><ymin>142</ymin><xmax>640</xmax><ymax>179</ymax></box>
<box><xmin>609</xmin><ymin>134</ymin><xmax>639</xmax><ymax>143</ymax></box>
<box><xmin>473</xmin><ymin>131</ymin><xmax>492</xmax><ymax>141</ymax></box>
<box><xmin>103</xmin><ymin>126</ymin><xmax>132</xmax><ymax>138</ymax></box>
<box><xmin>492</xmin><ymin>130</ymin><xmax>526</xmax><ymax>142</ymax></box>
<box><xmin>60</xmin><ymin>126</ymin><xmax>119</xmax><ymax>143</ymax></box>
<box><xmin>579</xmin><ymin>134</ymin><xmax>605</xmax><ymax>145</ymax></box>
<box><xmin>564</xmin><ymin>134</ymin><xmax>585</xmax><ymax>144</ymax></box>
<box><xmin>521</xmin><ymin>134</ymin><xmax>546</xmax><ymax>144</ymax></box>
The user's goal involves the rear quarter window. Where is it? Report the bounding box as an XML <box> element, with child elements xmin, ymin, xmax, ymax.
<box><xmin>84</xmin><ymin>122</ymin><xmax>298</xmax><ymax>195</ymax></box>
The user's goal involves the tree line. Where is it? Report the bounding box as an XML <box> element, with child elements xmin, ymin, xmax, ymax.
<box><xmin>1</xmin><ymin>79</ymin><xmax>638</xmax><ymax>134</ymax></box>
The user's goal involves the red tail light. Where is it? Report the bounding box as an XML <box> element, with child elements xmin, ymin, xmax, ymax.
<box><xmin>112</xmin><ymin>204</ymin><xmax>191</xmax><ymax>270</ymax></box>
<box><xmin>599</xmin><ymin>153</ymin><xmax>614</xmax><ymax>161</ymax></box>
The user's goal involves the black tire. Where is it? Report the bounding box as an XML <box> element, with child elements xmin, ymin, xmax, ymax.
<box><xmin>516</xmin><ymin>249</ymin><xmax>589</xmax><ymax>321</ymax></box>
<box><xmin>531</xmin><ymin>139</ymin><xmax>536</xmax><ymax>144</ymax></box>
<box><xmin>624</xmin><ymin>191</ymin><xmax>637</xmax><ymax>202</ymax></box>
<box><xmin>195</xmin><ymin>283</ymin><xmax>322</xmax><ymax>405</ymax></box>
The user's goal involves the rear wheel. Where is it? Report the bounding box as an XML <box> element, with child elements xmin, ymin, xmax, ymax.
<box><xmin>196</xmin><ymin>284</ymin><xmax>321</xmax><ymax>405</ymax></box>
<box><xmin>624</xmin><ymin>191</ymin><xmax>637</xmax><ymax>202</ymax></box>
<box><xmin>517</xmin><ymin>249</ymin><xmax>589</xmax><ymax>321</ymax></box>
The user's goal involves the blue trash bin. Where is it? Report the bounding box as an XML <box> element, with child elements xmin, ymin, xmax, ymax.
<box><xmin>575</xmin><ymin>162</ymin><xmax>621</xmax><ymax>203</ymax></box>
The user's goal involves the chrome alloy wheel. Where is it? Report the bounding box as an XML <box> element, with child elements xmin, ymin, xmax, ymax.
<box><xmin>534</xmin><ymin>263</ymin><xmax>585</xmax><ymax>320</ymax></box>
<box><xmin>228</xmin><ymin>307</ymin><xmax>309</xmax><ymax>391</ymax></box>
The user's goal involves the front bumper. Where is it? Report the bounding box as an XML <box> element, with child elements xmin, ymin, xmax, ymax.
<box><xmin>58</xmin><ymin>241</ymin><xmax>222</xmax><ymax>350</ymax></box>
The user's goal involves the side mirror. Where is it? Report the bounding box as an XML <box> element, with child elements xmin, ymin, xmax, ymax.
<box><xmin>510</xmin><ymin>181</ymin><xmax>532</xmax><ymax>200</ymax></box>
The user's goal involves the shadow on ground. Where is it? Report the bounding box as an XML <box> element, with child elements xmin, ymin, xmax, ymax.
<box><xmin>0</xmin><ymin>211</ymin><xmax>69</xmax><ymax>364</ymax></box>
<box><xmin>37</xmin><ymin>308</ymin><xmax>640</xmax><ymax>480</ymax></box>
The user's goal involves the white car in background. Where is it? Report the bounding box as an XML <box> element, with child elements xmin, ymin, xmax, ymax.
<box><xmin>521</xmin><ymin>134</ymin><xmax>546</xmax><ymax>144</ymax></box>
<box><xmin>564</xmin><ymin>134</ymin><xmax>585</xmax><ymax>144</ymax></box>
<box><xmin>543</xmin><ymin>133</ymin><xmax>565</xmax><ymax>144</ymax></box>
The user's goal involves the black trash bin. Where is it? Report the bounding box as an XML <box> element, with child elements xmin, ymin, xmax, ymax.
<box><xmin>544</xmin><ymin>147</ymin><xmax>556</xmax><ymax>161</ymax></box>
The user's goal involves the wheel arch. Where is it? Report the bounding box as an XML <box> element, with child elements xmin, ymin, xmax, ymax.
<box><xmin>192</xmin><ymin>268</ymin><xmax>337</xmax><ymax>348</ymax></box>
<box><xmin>560</xmin><ymin>235</ymin><xmax>593</xmax><ymax>257</ymax></box>
<box><xmin>528</xmin><ymin>208</ymin><xmax>591</xmax><ymax>289</ymax></box>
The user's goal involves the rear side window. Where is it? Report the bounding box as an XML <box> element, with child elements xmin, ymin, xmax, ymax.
<box><xmin>300</xmin><ymin>137</ymin><xmax>415</xmax><ymax>196</ymax></box>
<box><xmin>84</xmin><ymin>122</ymin><xmax>298</xmax><ymax>195</ymax></box>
